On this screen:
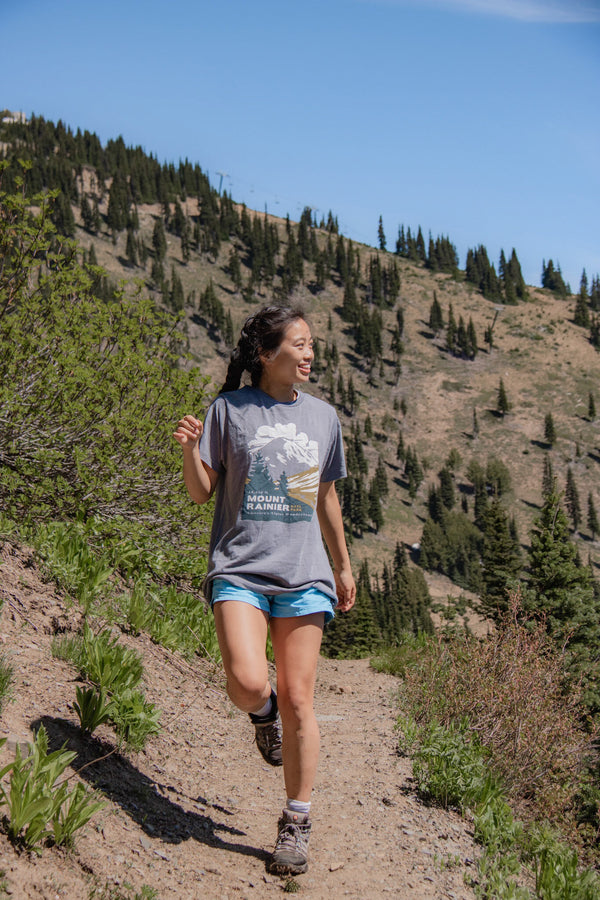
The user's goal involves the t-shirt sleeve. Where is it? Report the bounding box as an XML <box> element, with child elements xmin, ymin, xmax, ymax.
<box><xmin>198</xmin><ymin>398</ymin><xmax>226</xmax><ymax>473</ymax></box>
<box><xmin>320</xmin><ymin>412</ymin><xmax>346</xmax><ymax>482</ymax></box>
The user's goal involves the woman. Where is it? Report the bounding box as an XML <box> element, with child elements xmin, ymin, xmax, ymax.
<box><xmin>173</xmin><ymin>305</ymin><xmax>355</xmax><ymax>875</ymax></box>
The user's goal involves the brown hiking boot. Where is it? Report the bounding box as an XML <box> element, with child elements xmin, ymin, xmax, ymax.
<box><xmin>269</xmin><ymin>809</ymin><xmax>311</xmax><ymax>875</ymax></box>
<box><xmin>249</xmin><ymin>692</ymin><xmax>283</xmax><ymax>767</ymax></box>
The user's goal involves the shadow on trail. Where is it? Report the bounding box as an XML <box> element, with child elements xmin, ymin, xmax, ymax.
<box><xmin>34</xmin><ymin>715</ymin><xmax>268</xmax><ymax>863</ymax></box>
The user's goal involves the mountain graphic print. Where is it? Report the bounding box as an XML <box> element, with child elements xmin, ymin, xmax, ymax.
<box><xmin>242</xmin><ymin>422</ymin><xmax>319</xmax><ymax>522</ymax></box>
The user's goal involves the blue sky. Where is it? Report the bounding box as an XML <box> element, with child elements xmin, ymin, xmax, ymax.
<box><xmin>3</xmin><ymin>0</ymin><xmax>599</xmax><ymax>288</ymax></box>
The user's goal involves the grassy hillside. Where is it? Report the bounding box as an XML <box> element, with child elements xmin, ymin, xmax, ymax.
<box><xmin>72</xmin><ymin>181</ymin><xmax>600</xmax><ymax>609</ymax></box>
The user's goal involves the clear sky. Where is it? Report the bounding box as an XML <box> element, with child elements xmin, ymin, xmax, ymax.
<box><xmin>2</xmin><ymin>0</ymin><xmax>599</xmax><ymax>289</ymax></box>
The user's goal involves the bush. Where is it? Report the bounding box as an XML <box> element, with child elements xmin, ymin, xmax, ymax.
<box><xmin>392</xmin><ymin>591</ymin><xmax>596</xmax><ymax>830</ymax></box>
<box><xmin>0</xmin><ymin>727</ymin><xmax>104</xmax><ymax>851</ymax></box>
<box><xmin>0</xmin><ymin>165</ymin><xmax>212</xmax><ymax>555</ymax></box>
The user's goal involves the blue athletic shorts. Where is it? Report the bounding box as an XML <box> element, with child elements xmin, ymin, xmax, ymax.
<box><xmin>211</xmin><ymin>578</ymin><xmax>336</xmax><ymax>624</ymax></box>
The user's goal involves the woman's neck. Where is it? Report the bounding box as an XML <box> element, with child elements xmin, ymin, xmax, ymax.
<box><xmin>258</xmin><ymin>378</ymin><xmax>297</xmax><ymax>403</ymax></box>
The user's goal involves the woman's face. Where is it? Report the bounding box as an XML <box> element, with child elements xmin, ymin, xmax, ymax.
<box><xmin>260</xmin><ymin>318</ymin><xmax>314</xmax><ymax>389</ymax></box>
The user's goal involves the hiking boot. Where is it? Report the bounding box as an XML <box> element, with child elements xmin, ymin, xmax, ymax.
<box><xmin>249</xmin><ymin>692</ymin><xmax>283</xmax><ymax>766</ymax></box>
<box><xmin>269</xmin><ymin>809</ymin><xmax>312</xmax><ymax>875</ymax></box>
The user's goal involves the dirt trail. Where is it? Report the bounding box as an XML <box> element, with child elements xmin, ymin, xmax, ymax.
<box><xmin>0</xmin><ymin>543</ymin><xmax>478</xmax><ymax>899</ymax></box>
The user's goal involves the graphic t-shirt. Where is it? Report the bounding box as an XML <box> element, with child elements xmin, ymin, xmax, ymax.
<box><xmin>198</xmin><ymin>386</ymin><xmax>346</xmax><ymax>603</ymax></box>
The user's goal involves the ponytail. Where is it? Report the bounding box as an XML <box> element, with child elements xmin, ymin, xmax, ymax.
<box><xmin>219</xmin><ymin>305</ymin><xmax>306</xmax><ymax>394</ymax></box>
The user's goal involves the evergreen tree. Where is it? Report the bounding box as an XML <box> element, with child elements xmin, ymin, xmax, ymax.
<box><xmin>565</xmin><ymin>467</ymin><xmax>581</xmax><ymax>532</ymax></box>
<box><xmin>526</xmin><ymin>490</ymin><xmax>600</xmax><ymax>710</ymax></box>
<box><xmin>347</xmin><ymin>375</ymin><xmax>357</xmax><ymax>414</ymax></box>
<box><xmin>321</xmin><ymin>563</ymin><xmax>380</xmax><ymax>658</ymax></box>
<box><xmin>125</xmin><ymin>227</ymin><xmax>138</xmax><ymax>266</ymax></box>
<box><xmin>428</xmin><ymin>292</ymin><xmax>444</xmax><ymax>333</ymax></box>
<box><xmin>541</xmin><ymin>259</ymin><xmax>568</xmax><ymax>297</ymax></box>
<box><xmin>152</xmin><ymin>218</ymin><xmax>167</xmax><ymax>261</ymax></box>
<box><xmin>368</xmin><ymin>478</ymin><xmax>384</xmax><ymax>532</ymax></box>
<box><xmin>467</xmin><ymin>317</ymin><xmax>478</xmax><ymax>359</ymax></box>
<box><xmin>480</xmin><ymin>499</ymin><xmax>521</xmax><ymax>620</ymax></box>
<box><xmin>542</xmin><ymin>454</ymin><xmax>554</xmax><ymax>499</ymax></box>
<box><xmin>588</xmin><ymin>392</ymin><xmax>596</xmax><ymax>421</ymax></box>
<box><xmin>472</xmin><ymin>408</ymin><xmax>479</xmax><ymax>439</ymax></box>
<box><xmin>496</xmin><ymin>378</ymin><xmax>510</xmax><ymax>417</ymax></box>
<box><xmin>377</xmin><ymin>216</ymin><xmax>386</xmax><ymax>251</ymax></box>
<box><xmin>438</xmin><ymin>466</ymin><xmax>455</xmax><ymax>510</ymax></box>
<box><xmin>588</xmin><ymin>493</ymin><xmax>599</xmax><ymax>541</ymax></box>
<box><xmin>544</xmin><ymin>412</ymin><xmax>556</xmax><ymax>446</ymax></box>
<box><xmin>446</xmin><ymin>303</ymin><xmax>457</xmax><ymax>354</ymax></box>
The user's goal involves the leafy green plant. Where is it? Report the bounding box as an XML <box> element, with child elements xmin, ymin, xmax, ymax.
<box><xmin>80</xmin><ymin>623</ymin><xmax>143</xmax><ymax>694</ymax></box>
<box><xmin>110</xmin><ymin>690</ymin><xmax>161</xmax><ymax>752</ymax></box>
<box><xmin>73</xmin><ymin>686</ymin><xmax>114</xmax><ymax>734</ymax></box>
<box><xmin>526</xmin><ymin>825</ymin><xmax>600</xmax><ymax>900</ymax></box>
<box><xmin>34</xmin><ymin>521</ymin><xmax>114</xmax><ymax>611</ymax></box>
<box><xmin>0</xmin><ymin>653</ymin><xmax>13</xmax><ymax>715</ymax></box>
<box><xmin>0</xmin><ymin>727</ymin><xmax>103</xmax><ymax>851</ymax></box>
<box><xmin>411</xmin><ymin>718</ymin><xmax>487</xmax><ymax>810</ymax></box>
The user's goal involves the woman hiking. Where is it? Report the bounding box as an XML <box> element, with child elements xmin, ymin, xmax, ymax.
<box><xmin>173</xmin><ymin>304</ymin><xmax>355</xmax><ymax>875</ymax></box>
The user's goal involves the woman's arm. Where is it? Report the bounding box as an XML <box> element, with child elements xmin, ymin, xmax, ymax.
<box><xmin>317</xmin><ymin>480</ymin><xmax>356</xmax><ymax>611</ymax></box>
<box><xmin>173</xmin><ymin>415</ymin><xmax>219</xmax><ymax>504</ymax></box>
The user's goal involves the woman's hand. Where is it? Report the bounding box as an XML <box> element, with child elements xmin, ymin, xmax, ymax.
<box><xmin>334</xmin><ymin>567</ymin><xmax>356</xmax><ymax>612</ymax></box>
<box><xmin>173</xmin><ymin>415</ymin><xmax>202</xmax><ymax>449</ymax></box>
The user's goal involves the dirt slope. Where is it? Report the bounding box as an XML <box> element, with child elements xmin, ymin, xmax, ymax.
<box><xmin>0</xmin><ymin>542</ymin><xmax>479</xmax><ymax>899</ymax></box>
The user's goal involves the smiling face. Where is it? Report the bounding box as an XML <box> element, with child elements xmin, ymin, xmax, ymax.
<box><xmin>259</xmin><ymin>317</ymin><xmax>314</xmax><ymax>400</ymax></box>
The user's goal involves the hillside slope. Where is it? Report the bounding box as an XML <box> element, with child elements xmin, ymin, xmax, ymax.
<box><xmin>75</xmin><ymin>192</ymin><xmax>600</xmax><ymax>608</ymax></box>
<box><xmin>0</xmin><ymin>540</ymin><xmax>480</xmax><ymax>899</ymax></box>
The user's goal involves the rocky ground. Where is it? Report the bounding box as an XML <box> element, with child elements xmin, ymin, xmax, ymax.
<box><xmin>0</xmin><ymin>541</ymin><xmax>480</xmax><ymax>899</ymax></box>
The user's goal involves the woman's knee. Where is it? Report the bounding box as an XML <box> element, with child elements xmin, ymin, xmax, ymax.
<box><xmin>224</xmin><ymin>665</ymin><xmax>270</xmax><ymax>711</ymax></box>
<box><xmin>277</xmin><ymin>686</ymin><xmax>315</xmax><ymax>727</ymax></box>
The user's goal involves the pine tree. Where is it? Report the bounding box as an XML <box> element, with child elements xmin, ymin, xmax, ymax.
<box><xmin>541</xmin><ymin>454</ymin><xmax>554</xmax><ymax>498</ymax></box>
<box><xmin>480</xmin><ymin>498</ymin><xmax>521</xmax><ymax>619</ymax></box>
<box><xmin>377</xmin><ymin>216</ymin><xmax>386</xmax><ymax>251</ymax></box>
<box><xmin>588</xmin><ymin>493</ymin><xmax>599</xmax><ymax>540</ymax></box>
<box><xmin>125</xmin><ymin>227</ymin><xmax>138</xmax><ymax>266</ymax></box>
<box><xmin>467</xmin><ymin>317</ymin><xmax>478</xmax><ymax>359</ymax></box>
<box><xmin>347</xmin><ymin>375</ymin><xmax>357</xmax><ymax>414</ymax></box>
<box><xmin>496</xmin><ymin>378</ymin><xmax>510</xmax><ymax>417</ymax></box>
<box><xmin>526</xmin><ymin>490</ymin><xmax>600</xmax><ymax>709</ymax></box>
<box><xmin>368</xmin><ymin>478</ymin><xmax>384</xmax><ymax>532</ymax></box>
<box><xmin>428</xmin><ymin>292</ymin><xmax>444</xmax><ymax>333</ymax></box>
<box><xmin>152</xmin><ymin>218</ymin><xmax>167</xmax><ymax>261</ymax></box>
<box><xmin>472</xmin><ymin>408</ymin><xmax>479</xmax><ymax>440</ymax></box>
<box><xmin>544</xmin><ymin>412</ymin><xmax>556</xmax><ymax>446</ymax></box>
<box><xmin>438</xmin><ymin>466</ymin><xmax>455</xmax><ymax>510</ymax></box>
<box><xmin>589</xmin><ymin>392</ymin><xmax>596</xmax><ymax>421</ymax></box>
<box><xmin>446</xmin><ymin>303</ymin><xmax>457</xmax><ymax>354</ymax></box>
<box><xmin>565</xmin><ymin>467</ymin><xmax>581</xmax><ymax>532</ymax></box>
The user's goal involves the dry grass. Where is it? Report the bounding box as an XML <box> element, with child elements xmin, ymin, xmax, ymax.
<box><xmin>395</xmin><ymin>590</ymin><xmax>597</xmax><ymax>828</ymax></box>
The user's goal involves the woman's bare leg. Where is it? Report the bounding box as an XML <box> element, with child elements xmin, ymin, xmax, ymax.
<box><xmin>269</xmin><ymin>613</ymin><xmax>324</xmax><ymax>801</ymax></box>
<box><xmin>213</xmin><ymin>600</ymin><xmax>271</xmax><ymax>713</ymax></box>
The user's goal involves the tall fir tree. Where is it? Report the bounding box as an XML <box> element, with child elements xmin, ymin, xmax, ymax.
<box><xmin>565</xmin><ymin>467</ymin><xmax>582</xmax><ymax>532</ymax></box>
<box><xmin>496</xmin><ymin>378</ymin><xmax>510</xmax><ymax>417</ymax></box>
<box><xmin>480</xmin><ymin>498</ymin><xmax>521</xmax><ymax>620</ymax></box>
<box><xmin>588</xmin><ymin>493</ymin><xmax>599</xmax><ymax>541</ymax></box>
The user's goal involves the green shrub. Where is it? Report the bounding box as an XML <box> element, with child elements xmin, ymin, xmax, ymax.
<box><xmin>0</xmin><ymin>653</ymin><xmax>13</xmax><ymax>715</ymax></box>
<box><xmin>392</xmin><ymin>593</ymin><xmax>595</xmax><ymax>829</ymax></box>
<box><xmin>0</xmin><ymin>727</ymin><xmax>103</xmax><ymax>851</ymax></box>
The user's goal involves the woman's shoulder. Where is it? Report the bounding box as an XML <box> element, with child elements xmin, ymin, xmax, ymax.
<box><xmin>299</xmin><ymin>390</ymin><xmax>338</xmax><ymax>417</ymax></box>
<box><xmin>210</xmin><ymin>386</ymin><xmax>256</xmax><ymax>410</ymax></box>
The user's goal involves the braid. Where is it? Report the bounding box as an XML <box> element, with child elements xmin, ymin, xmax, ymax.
<box><xmin>219</xmin><ymin>304</ymin><xmax>306</xmax><ymax>394</ymax></box>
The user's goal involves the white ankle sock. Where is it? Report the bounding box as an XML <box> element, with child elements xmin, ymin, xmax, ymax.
<box><xmin>286</xmin><ymin>799</ymin><xmax>311</xmax><ymax>816</ymax></box>
<box><xmin>251</xmin><ymin>695</ymin><xmax>273</xmax><ymax>719</ymax></box>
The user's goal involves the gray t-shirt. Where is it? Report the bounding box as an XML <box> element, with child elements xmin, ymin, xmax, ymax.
<box><xmin>198</xmin><ymin>386</ymin><xmax>346</xmax><ymax>603</ymax></box>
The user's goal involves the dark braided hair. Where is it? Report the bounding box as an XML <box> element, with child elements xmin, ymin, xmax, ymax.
<box><xmin>219</xmin><ymin>305</ymin><xmax>307</xmax><ymax>394</ymax></box>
